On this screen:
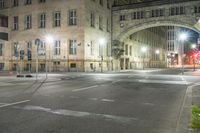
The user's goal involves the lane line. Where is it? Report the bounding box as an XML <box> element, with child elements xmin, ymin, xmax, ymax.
<box><xmin>17</xmin><ymin>105</ymin><xmax>138</xmax><ymax>123</ymax></box>
<box><xmin>0</xmin><ymin>100</ymin><xmax>30</xmax><ymax>108</ymax></box>
<box><xmin>138</xmin><ymin>79</ymin><xmax>190</xmax><ymax>85</ymax></box>
<box><xmin>101</xmin><ymin>99</ymin><xmax>115</xmax><ymax>102</ymax></box>
<box><xmin>72</xmin><ymin>85</ymin><xmax>98</xmax><ymax>92</ymax></box>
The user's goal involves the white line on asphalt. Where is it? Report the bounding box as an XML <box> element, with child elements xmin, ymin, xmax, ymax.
<box><xmin>72</xmin><ymin>85</ymin><xmax>98</xmax><ymax>92</ymax></box>
<box><xmin>112</xmin><ymin>80</ymin><xmax>121</xmax><ymax>84</ymax></box>
<box><xmin>0</xmin><ymin>100</ymin><xmax>30</xmax><ymax>108</ymax></box>
<box><xmin>18</xmin><ymin>105</ymin><xmax>138</xmax><ymax>123</ymax></box>
<box><xmin>101</xmin><ymin>99</ymin><xmax>115</xmax><ymax>102</ymax></box>
<box><xmin>138</xmin><ymin>79</ymin><xmax>190</xmax><ymax>85</ymax></box>
<box><xmin>143</xmin><ymin>102</ymin><xmax>155</xmax><ymax>106</ymax></box>
<box><xmin>89</xmin><ymin>98</ymin><xmax>98</xmax><ymax>101</ymax></box>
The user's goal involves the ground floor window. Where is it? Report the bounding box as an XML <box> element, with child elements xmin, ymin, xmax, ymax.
<box><xmin>70</xmin><ymin>63</ymin><xmax>76</xmax><ymax>68</ymax></box>
<box><xmin>40</xmin><ymin>64</ymin><xmax>45</xmax><ymax>71</ymax></box>
<box><xmin>0</xmin><ymin>63</ymin><xmax>4</xmax><ymax>70</ymax></box>
<box><xmin>27</xmin><ymin>63</ymin><xmax>32</xmax><ymax>71</ymax></box>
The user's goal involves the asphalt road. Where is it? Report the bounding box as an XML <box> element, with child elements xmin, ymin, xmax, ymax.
<box><xmin>0</xmin><ymin>69</ymin><xmax>199</xmax><ymax>133</ymax></box>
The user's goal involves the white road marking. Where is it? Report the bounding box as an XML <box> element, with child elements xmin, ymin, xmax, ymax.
<box><xmin>138</xmin><ymin>79</ymin><xmax>190</xmax><ymax>85</ymax></box>
<box><xmin>18</xmin><ymin>105</ymin><xmax>138</xmax><ymax>123</ymax></box>
<box><xmin>101</xmin><ymin>99</ymin><xmax>115</xmax><ymax>102</ymax></box>
<box><xmin>89</xmin><ymin>98</ymin><xmax>98</xmax><ymax>101</ymax></box>
<box><xmin>143</xmin><ymin>102</ymin><xmax>155</xmax><ymax>106</ymax></box>
<box><xmin>0</xmin><ymin>100</ymin><xmax>30</xmax><ymax>108</ymax></box>
<box><xmin>0</xmin><ymin>82</ymin><xmax>15</xmax><ymax>86</ymax></box>
<box><xmin>112</xmin><ymin>80</ymin><xmax>120</xmax><ymax>84</ymax></box>
<box><xmin>72</xmin><ymin>85</ymin><xmax>98</xmax><ymax>92</ymax></box>
<box><xmin>70</xmin><ymin>96</ymin><xmax>79</xmax><ymax>99</ymax></box>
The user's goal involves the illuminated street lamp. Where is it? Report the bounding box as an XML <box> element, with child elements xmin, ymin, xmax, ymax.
<box><xmin>155</xmin><ymin>50</ymin><xmax>160</xmax><ymax>68</ymax></box>
<box><xmin>99</xmin><ymin>38</ymin><xmax>105</xmax><ymax>73</ymax></box>
<box><xmin>178</xmin><ymin>32</ymin><xmax>188</xmax><ymax>75</ymax></box>
<box><xmin>141</xmin><ymin>47</ymin><xmax>147</xmax><ymax>70</ymax></box>
<box><xmin>45</xmin><ymin>35</ymin><xmax>54</xmax><ymax>78</ymax></box>
<box><xmin>191</xmin><ymin>44</ymin><xmax>196</xmax><ymax>49</ymax></box>
<box><xmin>191</xmin><ymin>44</ymin><xmax>197</xmax><ymax>71</ymax></box>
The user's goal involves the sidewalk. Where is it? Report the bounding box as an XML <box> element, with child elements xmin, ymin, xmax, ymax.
<box><xmin>190</xmin><ymin>84</ymin><xmax>200</xmax><ymax>133</ymax></box>
<box><xmin>184</xmin><ymin>69</ymin><xmax>200</xmax><ymax>76</ymax></box>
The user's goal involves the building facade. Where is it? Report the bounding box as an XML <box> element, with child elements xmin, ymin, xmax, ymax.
<box><xmin>0</xmin><ymin>0</ymin><xmax>113</xmax><ymax>72</ymax></box>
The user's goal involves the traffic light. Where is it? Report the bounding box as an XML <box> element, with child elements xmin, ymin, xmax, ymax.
<box><xmin>27</xmin><ymin>50</ymin><xmax>32</xmax><ymax>61</ymax></box>
<box><xmin>20</xmin><ymin>50</ymin><xmax>24</xmax><ymax>60</ymax></box>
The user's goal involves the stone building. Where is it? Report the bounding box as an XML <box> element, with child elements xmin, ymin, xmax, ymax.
<box><xmin>0</xmin><ymin>0</ymin><xmax>113</xmax><ymax>72</ymax></box>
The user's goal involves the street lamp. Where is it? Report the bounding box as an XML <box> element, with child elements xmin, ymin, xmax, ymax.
<box><xmin>141</xmin><ymin>47</ymin><xmax>147</xmax><ymax>70</ymax></box>
<box><xmin>45</xmin><ymin>35</ymin><xmax>54</xmax><ymax>78</ymax></box>
<box><xmin>191</xmin><ymin>44</ymin><xmax>197</xmax><ymax>71</ymax></box>
<box><xmin>14</xmin><ymin>43</ymin><xmax>19</xmax><ymax>75</ymax></box>
<box><xmin>178</xmin><ymin>32</ymin><xmax>188</xmax><ymax>75</ymax></box>
<box><xmin>99</xmin><ymin>38</ymin><xmax>105</xmax><ymax>73</ymax></box>
<box><xmin>155</xmin><ymin>49</ymin><xmax>160</xmax><ymax>68</ymax></box>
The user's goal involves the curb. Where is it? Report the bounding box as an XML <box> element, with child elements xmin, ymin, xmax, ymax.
<box><xmin>175</xmin><ymin>82</ymin><xmax>200</xmax><ymax>133</ymax></box>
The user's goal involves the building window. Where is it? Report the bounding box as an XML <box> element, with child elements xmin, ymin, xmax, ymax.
<box><xmin>39</xmin><ymin>0</ymin><xmax>45</xmax><ymax>3</ymax></box>
<box><xmin>27</xmin><ymin>41</ymin><xmax>32</xmax><ymax>61</ymax></box>
<box><xmin>132</xmin><ymin>11</ymin><xmax>144</xmax><ymax>19</ymax></box>
<box><xmin>39</xmin><ymin>13</ymin><xmax>46</xmax><ymax>28</ymax></box>
<box><xmin>69</xmin><ymin>39</ymin><xmax>77</xmax><ymax>55</ymax></box>
<box><xmin>13</xmin><ymin>42</ymin><xmax>18</xmax><ymax>57</ymax></box>
<box><xmin>194</xmin><ymin>6</ymin><xmax>200</xmax><ymax>13</ymax></box>
<box><xmin>90</xmin><ymin>41</ymin><xmax>94</xmax><ymax>55</ymax></box>
<box><xmin>99</xmin><ymin>0</ymin><xmax>103</xmax><ymax>6</ymax></box>
<box><xmin>69</xmin><ymin>9</ymin><xmax>77</xmax><ymax>26</ymax></box>
<box><xmin>70</xmin><ymin>63</ymin><xmax>76</xmax><ymax>68</ymax></box>
<box><xmin>54</xmin><ymin>40</ymin><xmax>60</xmax><ymax>55</ymax></box>
<box><xmin>99</xmin><ymin>16</ymin><xmax>103</xmax><ymax>30</ymax></box>
<box><xmin>53</xmin><ymin>11</ymin><xmax>61</xmax><ymax>27</ymax></box>
<box><xmin>151</xmin><ymin>9</ymin><xmax>164</xmax><ymax>17</ymax></box>
<box><xmin>107</xmin><ymin>0</ymin><xmax>110</xmax><ymax>9</ymax></box>
<box><xmin>24</xmin><ymin>0</ymin><xmax>31</xmax><ymax>5</ymax></box>
<box><xmin>0</xmin><ymin>0</ymin><xmax>4</xmax><ymax>8</ymax></box>
<box><xmin>119</xmin><ymin>15</ymin><xmax>125</xmax><ymax>21</ymax></box>
<box><xmin>13</xmin><ymin>16</ymin><xmax>19</xmax><ymax>30</ymax></box>
<box><xmin>0</xmin><ymin>43</ymin><xmax>3</xmax><ymax>56</ymax></box>
<box><xmin>129</xmin><ymin>46</ymin><xmax>132</xmax><ymax>56</ymax></box>
<box><xmin>0</xmin><ymin>63</ymin><xmax>4</xmax><ymax>71</ymax></box>
<box><xmin>106</xmin><ymin>18</ymin><xmax>110</xmax><ymax>32</ymax></box>
<box><xmin>25</xmin><ymin>15</ymin><xmax>32</xmax><ymax>29</ymax></box>
<box><xmin>12</xmin><ymin>0</ymin><xmax>18</xmax><ymax>7</ymax></box>
<box><xmin>90</xmin><ymin>12</ymin><xmax>95</xmax><ymax>27</ymax></box>
<box><xmin>125</xmin><ymin>45</ymin><xmax>128</xmax><ymax>55</ymax></box>
<box><xmin>38</xmin><ymin>41</ymin><xmax>46</xmax><ymax>56</ymax></box>
<box><xmin>170</xmin><ymin>6</ymin><xmax>185</xmax><ymax>16</ymax></box>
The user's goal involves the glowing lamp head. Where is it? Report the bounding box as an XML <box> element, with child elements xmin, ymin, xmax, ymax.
<box><xmin>45</xmin><ymin>35</ymin><xmax>54</xmax><ymax>43</ymax></box>
<box><xmin>192</xmin><ymin>44</ymin><xmax>196</xmax><ymax>49</ymax></box>
<box><xmin>141</xmin><ymin>47</ymin><xmax>147</xmax><ymax>53</ymax></box>
<box><xmin>155</xmin><ymin>50</ymin><xmax>160</xmax><ymax>54</ymax></box>
<box><xmin>178</xmin><ymin>33</ymin><xmax>188</xmax><ymax>41</ymax></box>
<box><xmin>99</xmin><ymin>38</ymin><xmax>106</xmax><ymax>46</ymax></box>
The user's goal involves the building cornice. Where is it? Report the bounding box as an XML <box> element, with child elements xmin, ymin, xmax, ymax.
<box><xmin>112</xmin><ymin>0</ymin><xmax>200</xmax><ymax>11</ymax></box>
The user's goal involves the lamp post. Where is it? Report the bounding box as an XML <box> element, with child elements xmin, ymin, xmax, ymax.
<box><xmin>35</xmin><ymin>39</ymin><xmax>41</xmax><ymax>80</ymax></box>
<box><xmin>99</xmin><ymin>38</ymin><xmax>105</xmax><ymax>73</ymax></box>
<box><xmin>191</xmin><ymin>44</ymin><xmax>197</xmax><ymax>71</ymax></box>
<box><xmin>141</xmin><ymin>47</ymin><xmax>147</xmax><ymax>70</ymax></box>
<box><xmin>14</xmin><ymin>43</ymin><xmax>19</xmax><ymax>75</ymax></box>
<box><xmin>155</xmin><ymin>49</ymin><xmax>160</xmax><ymax>68</ymax></box>
<box><xmin>178</xmin><ymin>32</ymin><xmax>188</xmax><ymax>75</ymax></box>
<box><xmin>45</xmin><ymin>35</ymin><xmax>54</xmax><ymax>78</ymax></box>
